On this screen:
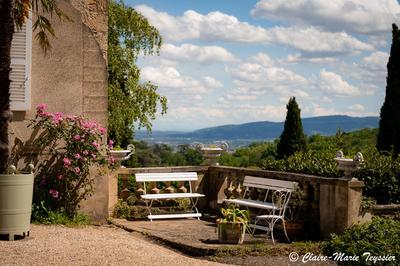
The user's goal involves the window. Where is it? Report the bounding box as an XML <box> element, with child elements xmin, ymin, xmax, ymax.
<box><xmin>10</xmin><ymin>16</ymin><xmax>32</xmax><ymax>111</ymax></box>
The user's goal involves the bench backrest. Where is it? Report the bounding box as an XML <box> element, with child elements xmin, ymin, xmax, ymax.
<box><xmin>135</xmin><ymin>172</ymin><xmax>198</xmax><ymax>182</ymax></box>
<box><xmin>135</xmin><ymin>172</ymin><xmax>198</xmax><ymax>194</ymax></box>
<box><xmin>243</xmin><ymin>176</ymin><xmax>296</xmax><ymax>191</ymax></box>
<box><xmin>242</xmin><ymin>176</ymin><xmax>297</xmax><ymax>216</ymax></box>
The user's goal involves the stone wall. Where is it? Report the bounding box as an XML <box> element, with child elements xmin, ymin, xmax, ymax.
<box><xmin>9</xmin><ymin>0</ymin><xmax>109</xmax><ymax>222</ymax></box>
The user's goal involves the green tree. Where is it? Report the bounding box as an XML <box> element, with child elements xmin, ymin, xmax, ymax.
<box><xmin>377</xmin><ymin>24</ymin><xmax>400</xmax><ymax>156</ymax></box>
<box><xmin>276</xmin><ymin>97</ymin><xmax>307</xmax><ymax>159</ymax></box>
<box><xmin>108</xmin><ymin>0</ymin><xmax>167</xmax><ymax>147</ymax></box>
<box><xmin>0</xmin><ymin>0</ymin><xmax>67</xmax><ymax>172</ymax></box>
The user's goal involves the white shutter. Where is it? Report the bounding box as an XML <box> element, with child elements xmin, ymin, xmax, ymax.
<box><xmin>10</xmin><ymin>16</ymin><xmax>32</xmax><ymax>111</ymax></box>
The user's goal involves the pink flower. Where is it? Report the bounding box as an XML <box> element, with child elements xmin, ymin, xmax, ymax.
<box><xmin>82</xmin><ymin>120</ymin><xmax>97</xmax><ymax>130</ymax></box>
<box><xmin>36</xmin><ymin>103</ymin><xmax>48</xmax><ymax>114</ymax></box>
<box><xmin>63</xmin><ymin>157</ymin><xmax>71</xmax><ymax>167</ymax></box>
<box><xmin>98</xmin><ymin>127</ymin><xmax>106</xmax><ymax>134</ymax></box>
<box><xmin>51</xmin><ymin>112</ymin><xmax>63</xmax><ymax>125</ymax></box>
<box><xmin>57</xmin><ymin>175</ymin><xmax>63</xmax><ymax>180</ymax></box>
<box><xmin>49</xmin><ymin>189</ymin><xmax>59</xmax><ymax>199</ymax></box>
<box><xmin>108</xmin><ymin>139</ymin><xmax>114</xmax><ymax>149</ymax></box>
<box><xmin>109</xmin><ymin>157</ymin><xmax>116</xmax><ymax>165</ymax></box>
<box><xmin>74</xmin><ymin>153</ymin><xmax>81</xmax><ymax>159</ymax></box>
<box><xmin>65</xmin><ymin>115</ymin><xmax>77</xmax><ymax>121</ymax></box>
<box><xmin>73</xmin><ymin>134</ymin><xmax>81</xmax><ymax>141</ymax></box>
<box><xmin>91</xmin><ymin>153</ymin><xmax>97</xmax><ymax>159</ymax></box>
<box><xmin>83</xmin><ymin>150</ymin><xmax>89</xmax><ymax>156</ymax></box>
<box><xmin>74</xmin><ymin>167</ymin><xmax>81</xmax><ymax>174</ymax></box>
<box><xmin>92</xmin><ymin>141</ymin><xmax>100</xmax><ymax>150</ymax></box>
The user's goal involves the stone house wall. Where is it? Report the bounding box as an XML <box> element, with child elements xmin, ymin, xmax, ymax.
<box><xmin>9</xmin><ymin>0</ymin><xmax>110</xmax><ymax>222</ymax></box>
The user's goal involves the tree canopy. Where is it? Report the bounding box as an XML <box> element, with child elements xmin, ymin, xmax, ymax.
<box><xmin>276</xmin><ymin>97</ymin><xmax>307</xmax><ymax>159</ymax></box>
<box><xmin>377</xmin><ymin>24</ymin><xmax>400</xmax><ymax>156</ymax></box>
<box><xmin>108</xmin><ymin>0</ymin><xmax>167</xmax><ymax>147</ymax></box>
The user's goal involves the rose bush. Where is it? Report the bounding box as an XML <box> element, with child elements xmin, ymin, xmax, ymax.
<box><xmin>31</xmin><ymin>103</ymin><xmax>114</xmax><ymax>218</ymax></box>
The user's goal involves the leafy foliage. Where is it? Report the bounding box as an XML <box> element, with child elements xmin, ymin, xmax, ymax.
<box><xmin>354</xmin><ymin>148</ymin><xmax>400</xmax><ymax>204</ymax></box>
<box><xmin>277</xmin><ymin>97</ymin><xmax>307</xmax><ymax>159</ymax></box>
<box><xmin>30</xmin><ymin>104</ymin><xmax>113</xmax><ymax>217</ymax></box>
<box><xmin>219</xmin><ymin>141</ymin><xmax>277</xmax><ymax>167</ymax></box>
<box><xmin>124</xmin><ymin>142</ymin><xmax>203</xmax><ymax>167</ymax></box>
<box><xmin>263</xmin><ymin>150</ymin><xmax>342</xmax><ymax>177</ymax></box>
<box><xmin>220</xmin><ymin>206</ymin><xmax>250</xmax><ymax>224</ymax></box>
<box><xmin>14</xmin><ymin>0</ymin><xmax>69</xmax><ymax>53</ymax></box>
<box><xmin>377</xmin><ymin>24</ymin><xmax>400</xmax><ymax>156</ymax></box>
<box><xmin>32</xmin><ymin>201</ymin><xmax>90</xmax><ymax>226</ymax></box>
<box><xmin>108</xmin><ymin>0</ymin><xmax>167</xmax><ymax>147</ymax></box>
<box><xmin>322</xmin><ymin>217</ymin><xmax>400</xmax><ymax>266</ymax></box>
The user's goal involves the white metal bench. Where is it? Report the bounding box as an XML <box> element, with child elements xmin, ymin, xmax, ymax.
<box><xmin>135</xmin><ymin>172</ymin><xmax>205</xmax><ymax>221</ymax></box>
<box><xmin>224</xmin><ymin>176</ymin><xmax>297</xmax><ymax>243</ymax></box>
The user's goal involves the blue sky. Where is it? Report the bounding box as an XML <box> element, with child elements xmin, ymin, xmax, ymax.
<box><xmin>126</xmin><ymin>0</ymin><xmax>400</xmax><ymax>131</ymax></box>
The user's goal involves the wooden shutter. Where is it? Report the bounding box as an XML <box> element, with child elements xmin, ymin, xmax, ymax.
<box><xmin>10</xmin><ymin>16</ymin><xmax>32</xmax><ymax>111</ymax></box>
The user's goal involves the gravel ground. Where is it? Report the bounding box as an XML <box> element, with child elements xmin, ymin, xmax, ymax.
<box><xmin>0</xmin><ymin>225</ymin><xmax>227</xmax><ymax>266</ymax></box>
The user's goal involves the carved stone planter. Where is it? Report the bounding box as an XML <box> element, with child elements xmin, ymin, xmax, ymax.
<box><xmin>201</xmin><ymin>147</ymin><xmax>222</xmax><ymax>166</ymax></box>
<box><xmin>109</xmin><ymin>144</ymin><xmax>135</xmax><ymax>163</ymax></box>
<box><xmin>334</xmin><ymin>152</ymin><xmax>363</xmax><ymax>179</ymax></box>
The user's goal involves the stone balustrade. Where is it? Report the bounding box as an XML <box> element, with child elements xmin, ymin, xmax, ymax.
<box><xmin>117</xmin><ymin>165</ymin><xmax>364</xmax><ymax>237</ymax></box>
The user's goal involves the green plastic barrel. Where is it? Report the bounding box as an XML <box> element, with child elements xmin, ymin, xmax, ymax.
<box><xmin>0</xmin><ymin>173</ymin><xmax>34</xmax><ymax>240</ymax></box>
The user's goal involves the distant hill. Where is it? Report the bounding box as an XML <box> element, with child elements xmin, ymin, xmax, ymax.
<box><xmin>136</xmin><ymin>115</ymin><xmax>379</xmax><ymax>146</ymax></box>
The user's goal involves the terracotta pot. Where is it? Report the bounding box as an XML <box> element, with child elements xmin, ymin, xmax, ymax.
<box><xmin>285</xmin><ymin>221</ymin><xmax>304</xmax><ymax>240</ymax></box>
<box><xmin>217</xmin><ymin>219</ymin><xmax>246</xmax><ymax>244</ymax></box>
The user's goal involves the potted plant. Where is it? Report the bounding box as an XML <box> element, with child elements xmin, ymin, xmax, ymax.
<box><xmin>217</xmin><ymin>206</ymin><xmax>250</xmax><ymax>244</ymax></box>
<box><xmin>285</xmin><ymin>187</ymin><xmax>306</xmax><ymax>240</ymax></box>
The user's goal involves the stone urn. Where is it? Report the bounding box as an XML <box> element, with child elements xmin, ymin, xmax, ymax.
<box><xmin>200</xmin><ymin>147</ymin><xmax>223</xmax><ymax>166</ymax></box>
<box><xmin>109</xmin><ymin>144</ymin><xmax>135</xmax><ymax>163</ymax></box>
<box><xmin>334</xmin><ymin>151</ymin><xmax>363</xmax><ymax>179</ymax></box>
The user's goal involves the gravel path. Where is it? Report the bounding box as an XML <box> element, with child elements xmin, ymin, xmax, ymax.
<box><xmin>0</xmin><ymin>225</ymin><xmax>227</xmax><ymax>266</ymax></box>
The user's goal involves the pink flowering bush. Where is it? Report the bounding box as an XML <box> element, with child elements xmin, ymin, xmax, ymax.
<box><xmin>31</xmin><ymin>103</ymin><xmax>114</xmax><ymax>217</ymax></box>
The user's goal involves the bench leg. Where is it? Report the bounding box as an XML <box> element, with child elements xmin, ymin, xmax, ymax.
<box><xmin>282</xmin><ymin>220</ymin><xmax>290</xmax><ymax>243</ymax></box>
<box><xmin>145</xmin><ymin>199</ymin><xmax>154</xmax><ymax>221</ymax></box>
<box><xmin>190</xmin><ymin>197</ymin><xmax>201</xmax><ymax>220</ymax></box>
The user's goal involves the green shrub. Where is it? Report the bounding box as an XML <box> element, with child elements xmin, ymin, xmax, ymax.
<box><xmin>262</xmin><ymin>150</ymin><xmax>342</xmax><ymax>177</ymax></box>
<box><xmin>322</xmin><ymin>217</ymin><xmax>400</xmax><ymax>265</ymax></box>
<box><xmin>113</xmin><ymin>199</ymin><xmax>130</xmax><ymax>219</ymax></box>
<box><xmin>354</xmin><ymin>148</ymin><xmax>400</xmax><ymax>204</ymax></box>
<box><xmin>32</xmin><ymin>201</ymin><xmax>90</xmax><ymax>226</ymax></box>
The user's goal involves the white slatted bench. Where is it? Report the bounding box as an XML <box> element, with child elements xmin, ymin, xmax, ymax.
<box><xmin>224</xmin><ymin>176</ymin><xmax>297</xmax><ymax>243</ymax></box>
<box><xmin>135</xmin><ymin>172</ymin><xmax>205</xmax><ymax>221</ymax></box>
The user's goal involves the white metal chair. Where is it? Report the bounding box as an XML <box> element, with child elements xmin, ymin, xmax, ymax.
<box><xmin>253</xmin><ymin>189</ymin><xmax>292</xmax><ymax>244</ymax></box>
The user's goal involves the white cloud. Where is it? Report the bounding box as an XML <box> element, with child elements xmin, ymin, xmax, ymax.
<box><xmin>337</xmin><ymin>51</ymin><xmax>388</xmax><ymax>87</ymax></box>
<box><xmin>286</xmin><ymin>53</ymin><xmax>338</xmax><ymax>64</ymax></box>
<box><xmin>318</xmin><ymin>69</ymin><xmax>361</xmax><ymax>96</ymax></box>
<box><xmin>141</xmin><ymin>66</ymin><xmax>222</xmax><ymax>94</ymax></box>
<box><xmin>228</xmin><ymin>62</ymin><xmax>309</xmax><ymax>94</ymax></box>
<box><xmin>251</xmin><ymin>0</ymin><xmax>400</xmax><ymax>34</ymax></box>
<box><xmin>311</xmin><ymin>104</ymin><xmax>376</xmax><ymax>117</ymax></box>
<box><xmin>135</xmin><ymin>5</ymin><xmax>373</xmax><ymax>56</ymax></box>
<box><xmin>203</xmin><ymin>76</ymin><xmax>223</xmax><ymax>88</ymax></box>
<box><xmin>266</xmin><ymin>26</ymin><xmax>373</xmax><ymax>55</ymax></box>
<box><xmin>161</xmin><ymin>43</ymin><xmax>237</xmax><ymax>63</ymax></box>
<box><xmin>348</xmin><ymin>104</ymin><xmax>365</xmax><ymax>111</ymax></box>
